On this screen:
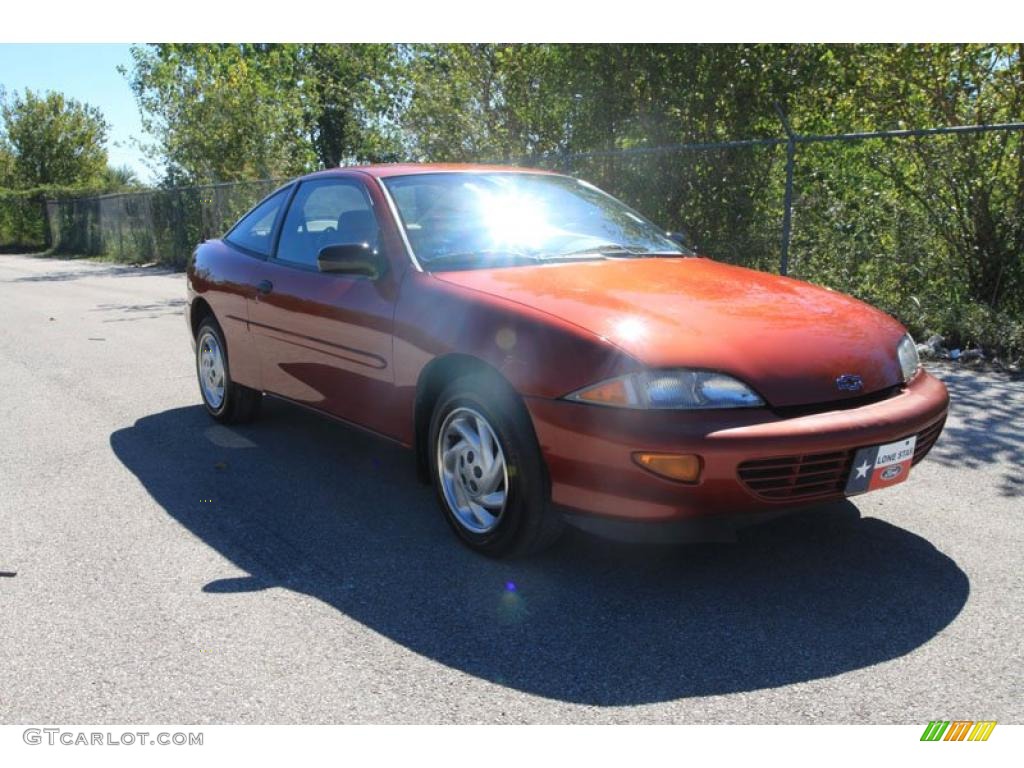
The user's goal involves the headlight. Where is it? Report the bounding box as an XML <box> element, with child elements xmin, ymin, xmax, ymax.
<box><xmin>565</xmin><ymin>369</ymin><xmax>764</xmax><ymax>410</ymax></box>
<box><xmin>897</xmin><ymin>333</ymin><xmax>920</xmax><ymax>382</ymax></box>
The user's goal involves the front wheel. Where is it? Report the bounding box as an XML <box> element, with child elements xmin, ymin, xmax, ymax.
<box><xmin>428</xmin><ymin>374</ymin><xmax>563</xmax><ymax>557</ymax></box>
<box><xmin>196</xmin><ymin>317</ymin><xmax>262</xmax><ymax>424</ymax></box>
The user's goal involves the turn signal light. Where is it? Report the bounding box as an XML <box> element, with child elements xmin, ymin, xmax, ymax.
<box><xmin>633</xmin><ymin>453</ymin><xmax>703</xmax><ymax>484</ymax></box>
<box><xmin>573</xmin><ymin>377</ymin><xmax>631</xmax><ymax>406</ymax></box>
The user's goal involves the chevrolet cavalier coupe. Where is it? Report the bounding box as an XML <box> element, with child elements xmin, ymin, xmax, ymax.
<box><xmin>186</xmin><ymin>164</ymin><xmax>949</xmax><ymax>556</ymax></box>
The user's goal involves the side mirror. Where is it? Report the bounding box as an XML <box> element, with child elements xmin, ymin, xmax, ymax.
<box><xmin>316</xmin><ymin>243</ymin><xmax>382</xmax><ymax>278</ymax></box>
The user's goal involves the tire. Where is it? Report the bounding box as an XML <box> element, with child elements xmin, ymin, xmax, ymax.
<box><xmin>195</xmin><ymin>317</ymin><xmax>262</xmax><ymax>424</ymax></box>
<box><xmin>428</xmin><ymin>373</ymin><xmax>563</xmax><ymax>557</ymax></box>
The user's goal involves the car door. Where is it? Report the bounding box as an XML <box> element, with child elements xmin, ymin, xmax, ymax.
<box><xmin>247</xmin><ymin>175</ymin><xmax>402</xmax><ymax>438</ymax></box>
<box><xmin>209</xmin><ymin>185</ymin><xmax>294</xmax><ymax>392</ymax></box>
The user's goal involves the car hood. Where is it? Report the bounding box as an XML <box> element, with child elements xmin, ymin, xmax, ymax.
<box><xmin>432</xmin><ymin>257</ymin><xmax>908</xmax><ymax>407</ymax></box>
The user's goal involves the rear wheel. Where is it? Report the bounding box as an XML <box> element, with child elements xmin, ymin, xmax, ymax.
<box><xmin>196</xmin><ymin>317</ymin><xmax>262</xmax><ymax>424</ymax></box>
<box><xmin>428</xmin><ymin>374</ymin><xmax>563</xmax><ymax>557</ymax></box>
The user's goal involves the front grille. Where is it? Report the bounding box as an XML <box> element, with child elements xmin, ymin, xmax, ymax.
<box><xmin>738</xmin><ymin>450</ymin><xmax>854</xmax><ymax>501</ymax></box>
<box><xmin>737</xmin><ymin>417</ymin><xmax>947</xmax><ymax>501</ymax></box>
<box><xmin>911</xmin><ymin>417</ymin><xmax>946</xmax><ymax>465</ymax></box>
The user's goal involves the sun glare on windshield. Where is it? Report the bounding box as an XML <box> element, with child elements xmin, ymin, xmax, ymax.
<box><xmin>468</xmin><ymin>184</ymin><xmax>558</xmax><ymax>251</ymax></box>
<box><xmin>383</xmin><ymin>172</ymin><xmax>686</xmax><ymax>270</ymax></box>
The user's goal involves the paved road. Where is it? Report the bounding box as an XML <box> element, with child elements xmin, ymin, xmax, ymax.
<box><xmin>0</xmin><ymin>253</ymin><xmax>1021</xmax><ymax>724</ymax></box>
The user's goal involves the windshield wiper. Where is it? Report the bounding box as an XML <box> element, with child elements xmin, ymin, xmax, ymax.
<box><xmin>422</xmin><ymin>245</ymin><xmax>687</xmax><ymax>271</ymax></box>
<box><xmin>553</xmin><ymin>244</ymin><xmax>692</xmax><ymax>260</ymax></box>
<box><xmin>421</xmin><ymin>250</ymin><xmax>544</xmax><ymax>271</ymax></box>
<box><xmin>549</xmin><ymin>244</ymin><xmax>655</xmax><ymax>259</ymax></box>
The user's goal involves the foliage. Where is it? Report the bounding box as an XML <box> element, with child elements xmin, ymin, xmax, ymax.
<box><xmin>103</xmin><ymin>164</ymin><xmax>141</xmax><ymax>191</ymax></box>
<box><xmin>123</xmin><ymin>44</ymin><xmax>403</xmax><ymax>184</ymax></box>
<box><xmin>0</xmin><ymin>184</ymin><xmax>106</xmax><ymax>250</ymax></box>
<box><xmin>0</xmin><ymin>138</ymin><xmax>14</xmax><ymax>187</ymax></box>
<box><xmin>0</xmin><ymin>89</ymin><xmax>109</xmax><ymax>188</ymax></box>
<box><xmin>301</xmin><ymin>44</ymin><xmax>404</xmax><ymax>166</ymax></box>
<box><xmin>0</xmin><ymin>188</ymin><xmax>47</xmax><ymax>248</ymax></box>
<box><xmin>0</xmin><ymin>88</ymin><xmax>119</xmax><ymax>249</ymax></box>
<box><xmin>124</xmin><ymin>44</ymin><xmax>314</xmax><ymax>184</ymax></box>
<box><xmin>397</xmin><ymin>44</ymin><xmax>571</xmax><ymax>161</ymax></box>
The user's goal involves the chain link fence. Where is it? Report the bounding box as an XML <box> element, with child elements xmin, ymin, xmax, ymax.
<box><xmin>43</xmin><ymin>179</ymin><xmax>285</xmax><ymax>267</ymax></box>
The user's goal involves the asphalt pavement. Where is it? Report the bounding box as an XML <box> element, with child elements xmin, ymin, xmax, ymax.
<box><xmin>0</xmin><ymin>253</ymin><xmax>1021</xmax><ymax>723</ymax></box>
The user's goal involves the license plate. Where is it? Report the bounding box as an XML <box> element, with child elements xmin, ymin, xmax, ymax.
<box><xmin>845</xmin><ymin>435</ymin><xmax>917</xmax><ymax>495</ymax></box>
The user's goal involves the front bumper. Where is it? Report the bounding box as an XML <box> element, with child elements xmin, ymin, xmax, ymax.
<box><xmin>524</xmin><ymin>370</ymin><xmax>949</xmax><ymax>523</ymax></box>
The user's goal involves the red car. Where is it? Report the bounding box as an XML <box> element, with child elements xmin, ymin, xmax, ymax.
<box><xmin>186</xmin><ymin>164</ymin><xmax>949</xmax><ymax>556</ymax></box>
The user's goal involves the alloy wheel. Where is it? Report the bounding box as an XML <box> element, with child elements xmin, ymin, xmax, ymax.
<box><xmin>197</xmin><ymin>330</ymin><xmax>226</xmax><ymax>409</ymax></box>
<box><xmin>436</xmin><ymin>406</ymin><xmax>509</xmax><ymax>534</ymax></box>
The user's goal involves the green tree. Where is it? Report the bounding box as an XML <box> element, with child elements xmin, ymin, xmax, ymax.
<box><xmin>400</xmin><ymin>44</ymin><xmax>571</xmax><ymax>162</ymax></box>
<box><xmin>300</xmin><ymin>44</ymin><xmax>404</xmax><ymax>166</ymax></box>
<box><xmin>1</xmin><ymin>89</ymin><xmax>109</xmax><ymax>188</ymax></box>
<box><xmin>125</xmin><ymin>44</ymin><xmax>404</xmax><ymax>183</ymax></box>
<box><xmin>0</xmin><ymin>138</ymin><xmax>14</xmax><ymax>187</ymax></box>
<box><xmin>102</xmin><ymin>163</ymin><xmax>141</xmax><ymax>191</ymax></box>
<box><xmin>125</xmin><ymin>44</ymin><xmax>315</xmax><ymax>184</ymax></box>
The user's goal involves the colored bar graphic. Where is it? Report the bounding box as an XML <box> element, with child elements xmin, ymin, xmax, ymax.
<box><xmin>944</xmin><ymin>721</ymin><xmax>973</xmax><ymax>741</ymax></box>
<box><xmin>921</xmin><ymin>720</ymin><xmax>997</xmax><ymax>742</ymax></box>
<box><xmin>921</xmin><ymin>721</ymin><xmax>949</xmax><ymax>741</ymax></box>
<box><xmin>968</xmin><ymin>722</ymin><xmax>997</xmax><ymax>741</ymax></box>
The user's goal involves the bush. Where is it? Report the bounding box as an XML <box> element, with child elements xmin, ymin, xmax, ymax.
<box><xmin>0</xmin><ymin>188</ymin><xmax>48</xmax><ymax>250</ymax></box>
<box><xmin>0</xmin><ymin>184</ymin><xmax>109</xmax><ymax>252</ymax></box>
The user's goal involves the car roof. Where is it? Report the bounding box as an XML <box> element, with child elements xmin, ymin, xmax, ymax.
<box><xmin>299</xmin><ymin>162</ymin><xmax>561</xmax><ymax>181</ymax></box>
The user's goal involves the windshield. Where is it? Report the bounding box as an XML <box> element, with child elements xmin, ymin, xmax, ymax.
<box><xmin>382</xmin><ymin>172</ymin><xmax>689</xmax><ymax>270</ymax></box>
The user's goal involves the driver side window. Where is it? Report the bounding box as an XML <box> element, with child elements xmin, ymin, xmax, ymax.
<box><xmin>276</xmin><ymin>178</ymin><xmax>379</xmax><ymax>268</ymax></box>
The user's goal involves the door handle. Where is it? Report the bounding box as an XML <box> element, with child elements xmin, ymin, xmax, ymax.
<box><xmin>256</xmin><ymin>280</ymin><xmax>273</xmax><ymax>296</ymax></box>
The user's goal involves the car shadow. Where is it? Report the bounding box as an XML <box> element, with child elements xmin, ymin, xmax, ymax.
<box><xmin>109</xmin><ymin>399</ymin><xmax>969</xmax><ymax>706</ymax></box>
